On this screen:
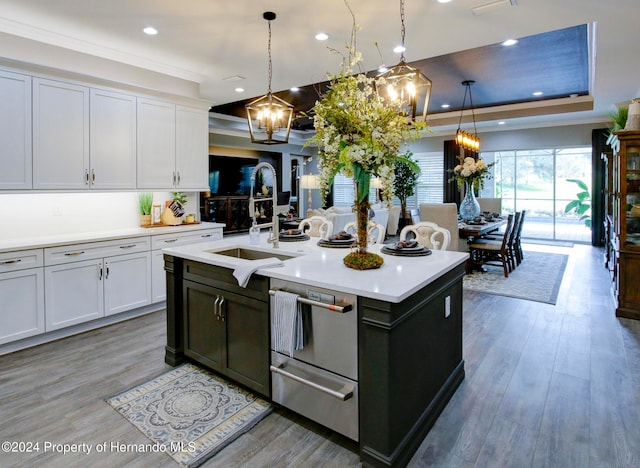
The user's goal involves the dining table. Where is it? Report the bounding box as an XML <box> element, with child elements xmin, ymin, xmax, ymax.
<box><xmin>458</xmin><ymin>217</ymin><xmax>507</xmax><ymax>272</ymax></box>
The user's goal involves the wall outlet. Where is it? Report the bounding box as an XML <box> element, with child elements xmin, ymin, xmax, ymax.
<box><xmin>53</xmin><ymin>206</ymin><xmax>63</xmax><ymax>216</ymax></box>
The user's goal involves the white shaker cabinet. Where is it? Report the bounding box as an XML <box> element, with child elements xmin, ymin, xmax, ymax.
<box><xmin>137</xmin><ymin>97</ymin><xmax>176</xmax><ymax>188</ymax></box>
<box><xmin>32</xmin><ymin>78</ymin><xmax>90</xmax><ymax>189</ymax></box>
<box><xmin>89</xmin><ymin>88</ymin><xmax>137</xmax><ymax>189</ymax></box>
<box><xmin>44</xmin><ymin>238</ymin><xmax>152</xmax><ymax>331</ymax></box>
<box><xmin>0</xmin><ymin>250</ymin><xmax>45</xmax><ymax>345</ymax></box>
<box><xmin>0</xmin><ymin>69</ymin><xmax>32</xmax><ymax>190</ymax></box>
<box><xmin>175</xmin><ymin>105</ymin><xmax>209</xmax><ymax>190</ymax></box>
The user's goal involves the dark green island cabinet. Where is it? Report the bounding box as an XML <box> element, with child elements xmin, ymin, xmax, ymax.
<box><xmin>164</xmin><ymin>252</ymin><xmax>466</xmax><ymax>468</ymax></box>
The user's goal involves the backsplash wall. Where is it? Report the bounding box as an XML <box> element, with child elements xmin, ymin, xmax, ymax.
<box><xmin>0</xmin><ymin>192</ymin><xmax>199</xmax><ymax>240</ymax></box>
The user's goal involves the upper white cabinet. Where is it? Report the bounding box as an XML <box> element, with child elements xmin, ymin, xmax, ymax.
<box><xmin>137</xmin><ymin>97</ymin><xmax>176</xmax><ymax>189</ymax></box>
<box><xmin>0</xmin><ymin>70</ymin><xmax>32</xmax><ymax>190</ymax></box>
<box><xmin>138</xmin><ymin>99</ymin><xmax>208</xmax><ymax>190</ymax></box>
<box><xmin>89</xmin><ymin>88</ymin><xmax>137</xmax><ymax>189</ymax></box>
<box><xmin>175</xmin><ymin>105</ymin><xmax>209</xmax><ymax>190</ymax></box>
<box><xmin>32</xmin><ymin>77</ymin><xmax>90</xmax><ymax>190</ymax></box>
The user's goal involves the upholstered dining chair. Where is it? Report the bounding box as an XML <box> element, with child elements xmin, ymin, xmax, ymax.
<box><xmin>343</xmin><ymin>220</ymin><xmax>386</xmax><ymax>244</ymax></box>
<box><xmin>399</xmin><ymin>222</ymin><xmax>451</xmax><ymax>250</ymax></box>
<box><xmin>298</xmin><ymin>216</ymin><xmax>333</xmax><ymax>238</ymax></box>
<box><xmin>419</xmin><ymin>203</ymin><xmax>460</xmax><ymax>251</ymax></box>
<box><xmin>477</xmin><ymin>197</ymin><xmax>502</xmax><ymax>215</ymax></box>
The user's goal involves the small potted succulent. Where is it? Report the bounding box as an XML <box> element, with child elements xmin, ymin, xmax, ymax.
<box><xmin>138</xmin><ymin>192</ymin><xmax>153</xmax><ymax>226</ymax></box>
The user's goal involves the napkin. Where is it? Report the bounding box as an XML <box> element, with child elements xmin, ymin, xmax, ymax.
<box><xmin>232</xmin><ymin>257</ymin><xmax>284</xmax><ymax>288</ymax></box>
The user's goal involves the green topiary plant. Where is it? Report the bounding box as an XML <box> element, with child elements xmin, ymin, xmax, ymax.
<box><xmin>138</xmin><ymin>192</ymin><xmax>153</xmax><ymax>215</ymax></box>
<box><xmin>392</xmin><ymin>151</ymin><xmax>421</xmax><ymax>220</ymax></box>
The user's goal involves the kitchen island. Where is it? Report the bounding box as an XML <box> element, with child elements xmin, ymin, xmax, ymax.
<box><xmin>163</xmin><ymin>233</ymin><xmax>468</xmax><ymax>467</ymax></box>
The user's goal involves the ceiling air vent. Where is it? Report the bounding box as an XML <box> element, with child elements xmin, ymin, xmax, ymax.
<box><xmin>471</xmin><ymin>0</ymin><xmax>518</xmax><ymax>16</ymax></box>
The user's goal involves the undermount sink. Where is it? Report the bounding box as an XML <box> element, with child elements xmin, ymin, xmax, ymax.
<box><xmin>207</xmin><ymin>247</ymin><xmax>297</xmax><ymax>262</ymax></box>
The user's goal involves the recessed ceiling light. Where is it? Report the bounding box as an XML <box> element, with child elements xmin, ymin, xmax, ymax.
<box><xmin>315</xmin><ymin>32</ymin><xmax>329</xmax><ymax>41</ymax></box>
<box><xmin>393</xmin><ymin>45</ymin><xmax>406</xmax><ymax>54</ymax></box>
<box><xmin>437</xmin><ymin>0</ymin><xmax>453</xmax><ymax>3</ymax></box>
<box><xmin>235</xmin><ymin>87</ymin><xmax>244</xmax><ymax>93</ymax></box>
<box><xmin>143</xmin><ymin>26</ymin><xmax>158</xmax><ymax>35</ymax></box>
<box><xmin>532</xmin><ymin>91</ymin><xmax>544</xmax><ymax>96</ymax></box>
<box><xmin>441</xmin><ymin>104</ymin><xmax>450</xmax><ymax>109</ymax></box>
<box><xmin>502</xmin><ymin>38</ymin><xmax>518</xmax><ymax>46</ymax></box>
<box><xmin>378</xmin><ymin>65</ymin><xmax>388</xmax><ymax>73</ymax></box>
<box><xmin>498</xmin><ymin>121</ymin><xmax>506</xmax><ymax>125</ymax></box>
<box><xmin>290</xmin><ymin>87</ymin><xmax>299</xmax><ymax>92</ymax></box>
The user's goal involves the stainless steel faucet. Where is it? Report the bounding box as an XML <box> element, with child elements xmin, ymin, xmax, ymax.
<box><xmin>249</xmin><ymin>162</ymin><xmax>279</xmax><ymax>248</ymax></box>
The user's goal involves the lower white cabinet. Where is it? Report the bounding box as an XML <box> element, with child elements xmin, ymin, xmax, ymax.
<box><xmin>0</xmin><ymin>268</ymin><xmax>45</xmax><ymax>345</ymax></box>
<box><xmin>45</xmin><ymin>251</ymin><xmax>151</xmax><ymax>331</ymax></box>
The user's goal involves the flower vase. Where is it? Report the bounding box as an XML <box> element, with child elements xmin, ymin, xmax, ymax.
<box><xmin>343</xmin><ymin>193</ymin><xmax>384</xmax><ymax>270</ymax></box>
<box><xmin>460</xmin><ymin>181</ymin><xmax>481</xmax><ymax>221</ymax></box>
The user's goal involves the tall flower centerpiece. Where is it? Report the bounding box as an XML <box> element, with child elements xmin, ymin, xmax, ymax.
<box><xmin>449</xmin><ymin>155</ymin><xmax>494</xmax><ymax>221</ymax></box>
<box><xmin>305</xmin><ymin>44</ymin><xmax>426</xmax><ymax>269</ymax></box>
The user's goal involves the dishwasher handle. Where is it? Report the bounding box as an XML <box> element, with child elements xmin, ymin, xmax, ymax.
<box><xmin>270</xmin><ymin>363</ymin><xmax>354</xmax><ymax>401</ymax></box>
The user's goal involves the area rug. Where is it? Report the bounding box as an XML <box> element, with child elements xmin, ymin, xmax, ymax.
<box><xmin>106</xmin><ymin>363</ymin><xmax>272</xmax><ymax>467</ymax></box>
<box><xmin>463</xmin><ymin>251</ymin><xmax>568</xmax><ymax>304</ymax></box>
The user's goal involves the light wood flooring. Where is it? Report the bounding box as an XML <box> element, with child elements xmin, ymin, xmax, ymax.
<box><xmin>1</xmin><ymin>244</ymin><xmax>639</xmax><ymax>467</ymax></box>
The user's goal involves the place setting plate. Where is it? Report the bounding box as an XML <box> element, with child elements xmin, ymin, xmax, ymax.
<box><xmin>317</xmin><ymin>234</ymin><xmax>356</xmax><ymax>248</ymax></box>
<box><xmin>278</xmin><ymin>229</ymin><xmax>310</xmax><ymax>242</ymax></box>
<box><xmin>381</xmin><ymin>241</ymin><xmax>432</xmax><ymax>257</ymax></box>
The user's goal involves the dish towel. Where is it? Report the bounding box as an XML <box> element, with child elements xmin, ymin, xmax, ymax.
<box><xmin>272</xmin><ymin>290</ymin><xmax>304</xmax><ymax>357</ymax></box>
<box><xmin>232</xmin><ymin>257</ymin><xmax>284</xmax><ymax>288</ymax></box>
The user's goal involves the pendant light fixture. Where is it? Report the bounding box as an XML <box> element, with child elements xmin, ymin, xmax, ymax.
<box><xmin>377</xmin><ymin>0</ymin><xmax>432</xmax><ymax>121</ymax></box>
<box><xmin>455</xmin><ymin>80</ymin><xmax>480</xmax><ymax>152</ymax></box>
<box><xmin>245</xmin><ymin>11</ymin><xmax>293</xmax><ymax>145</ymax></box>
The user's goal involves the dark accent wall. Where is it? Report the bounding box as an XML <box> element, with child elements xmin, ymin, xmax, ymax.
<box><xmin>592</xmin><ymin>128</ymin><xmax>610</xmax><ymax>247</ymax></box>
<box><xmin>444</xmin><ymin>140</ymin><xmax>462</xmax><ymax>205</ymax></box>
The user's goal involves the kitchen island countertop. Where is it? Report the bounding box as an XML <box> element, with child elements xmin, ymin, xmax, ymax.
<box><xmin>163</xmin><ymin>232</ymin><xmax>468</xmax><ymax>303</ymax></box>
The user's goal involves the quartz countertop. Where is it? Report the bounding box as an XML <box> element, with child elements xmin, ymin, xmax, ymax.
<box><xmin>0</xmin><ymin>222</ymin><xmax>225</xmax><ymax>253</ymax></box>
<box><xmin>163</xmin><ymin>232</ymin><xmax>469</xmax><ymax>303</ymax></box>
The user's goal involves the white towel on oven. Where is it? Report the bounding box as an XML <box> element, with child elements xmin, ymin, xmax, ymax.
<box><xmin>232</xmin><ymin>257</ymin><xmax>284</xmax><ymax>288</ymax></box>
<box><xmin>272</xmin><ymin>290</ymin><xmax>304</xmax><ymax>357</ymax></box>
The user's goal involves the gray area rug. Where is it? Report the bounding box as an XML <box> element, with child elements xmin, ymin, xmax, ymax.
<box><xmin>106</xmin><ymin>363</ymin><xmax>272</xmax><ymax>467</ymax></box>
<box><xmin>463</xmin><ymin>251</ymin><xmax>569</xmax><ymax>304</ymax></box>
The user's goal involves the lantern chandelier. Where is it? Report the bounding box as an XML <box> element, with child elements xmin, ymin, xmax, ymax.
<box><xmin>456</xmin><ymin>80</ymin><xmax>481</xmax><ymax>152</ymax></box>
<box><xmin>245</xmin><ymin>11</ymin><xmax>293</xmax><ymax>145</ymax></box>
<box><xmin>377</xmin><ymin>0</ymin><xmax>432</xmax><ymax>121</ymax></box>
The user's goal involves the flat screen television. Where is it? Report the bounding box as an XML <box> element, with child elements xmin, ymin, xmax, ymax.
<box><xmin>208</xmin><ymin>156</ymin><xmax>258</xmax><ymax>196</ymax></box>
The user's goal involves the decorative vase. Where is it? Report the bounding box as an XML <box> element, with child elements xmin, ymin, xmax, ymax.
<box><xmin>343</xmin><ymin>184</ymin><xmax>384</xmax><ymax>270</ymax></box>
<box><xmin>625</xmin><ymin>98</ymin><xmax>640</xmax><ymax>131</ymax></box>
<box><xmin>140</xmin><ymin>214</ymin><xmax>152</xmax><ymax>226</ymax></box>
<box><xmin>459</xmin><ymin>180</ymin><xmax>481</xmax><ymax>221</ymax></box>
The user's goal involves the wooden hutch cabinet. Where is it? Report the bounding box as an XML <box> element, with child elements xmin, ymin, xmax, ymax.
<box><xmin>614</xmin><ymin>131</ymin><xmax>640</xmax><ymax>319</ymax></box>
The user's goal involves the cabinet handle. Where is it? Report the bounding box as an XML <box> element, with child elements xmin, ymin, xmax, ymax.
<box><xmin>219</xmin><ymin>296</ymin><xmax>225</xmax><ymax>321</ymax></box>
<box><xmin>119</xmin><ymin>244</ymin><xmax>137</xmax><ymax>249</ymax></box>
<box><xmin>201</xmin><ymin>234</ymin><xmax>212</xmax><ymax>238</ymax></box>
<box><xmin>177</xmin><ymin>172</ymin><xmax>181</xmax><ymax>186</ymax></box>
<box><xmin>98</xmin><ymin>263</ymin><xmax>103</xmax><ymax>280</ymax></box>
<box><xmin>173</xmin><ymin>172</ymin><xmax>176</xmax><ymax>186</ymax></box>
<box><xmin>213</xmin><ymin>295</ymin><xmax>221</xmax><ymax>320</ymax></box>
<box><xmin>85</xmin><ymin>170</ymin><xmax>89</xmax><ymax>185</ymax></box>
<box><xmin>163</xmin><ymin>239</ymin><xmax>178</xmax><ymax>243</ymax></box>
<box><xmin>64</xmin><ymin>251</ymin><xmax>85</xmax><ymax>257</ymax></box>
<box><xmin>105</xmin><ymin>263</ymin><xmax>110</xmax><ymax>279</ymax></box>
<box><xmin>91</xmin><ymin>169</ymin><xmax>96</xmax><ymax>184</ymax></box>
<box><xmin>0</xmin><ymin>258</ymin><xmax>22</xmax><ymax>265</ymax></box>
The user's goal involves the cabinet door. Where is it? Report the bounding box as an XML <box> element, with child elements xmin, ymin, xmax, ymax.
<box><xmin>104</xmin><ymin>252</ymin><xmax>151</xmax><ymax>316</ymax></box>
<box><xmin>175</xmin><ymin>105</ymin><xmax>208</xmax><ymax>190</ymax></box>
<box><xmin>221</xmin><ymin>289</ymin><xmax>270</xmax><ymax>395</ymax></box>
<box><xmin>0</xmin><ymin>70</ymin><xmax>32</xmax><ymax>190</ymax></box>
<box><xmin>183</xmin><ymin>280</ymin><xmax>224</xmax><ymax>371</ymax></box>
<box><xmin>0</xmin><ymin>268</ymin><xmax>45</xmax><ymax>345</ymax></box>
<box><xmin>137</xmin><ymin>98</ymin><xmax>176</xmax><ymax>188</ymax></box>
<box><xmin>45</xmin><ymin>259</ymin><xmax>103</xmax><ymax>331</ymax></box>
<box><xmin>33</xmin><ymin>78</ymin><xmax>89</xmax><ymax>189</ymax></box>
<box><xmin>90</xmin><ymin>89</ymin><xmax>136</xmax><ymax>189</ymax></box>
<box><xmin>151</xmin><ymin>249</ymin><xmax>167</xmax><ymax>303</ymax></box>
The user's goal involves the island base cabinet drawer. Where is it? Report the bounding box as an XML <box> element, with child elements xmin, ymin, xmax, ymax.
<box><xmin>0</xmin><ymin>268</ymin><xmax>45</xmax><ymax>345</ymax></box>
<box><xmin>271</xmin><ymin>351</ymin><xmax>359</xmax><ymax>442</ymax></box>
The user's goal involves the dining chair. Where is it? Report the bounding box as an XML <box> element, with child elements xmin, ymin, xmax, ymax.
<box><xmin>410</xmin><ymin>208</ymin><xmax>421</xmax><ymax>224</ymax></box>
<box><xmin>418</xmin><ymin>203</ymin><xmax>460</xmax><ymax>251</ymax></box>
<box><xmin>298</xmin><ymin>216</ymin><xmax>333</xmax><ymax>238</ymax></box>
<box><xmin>468</xmin><ymin>214</ymin><xmax>515</xmax><ymax>277</ymax></box>
<box><xmin>477</xmin><ymin>197</ymin><xmax>502</xmax><ymax>215</ymax></box>
<box><xmin>399</xmin><ymin>222</ymin><xmax>451</xmax><ymax>250</ymax></box>
<box><xmin>343</xmin><ymin>220</ymin><xmax>385</xmax><ymax>244</ymax></box>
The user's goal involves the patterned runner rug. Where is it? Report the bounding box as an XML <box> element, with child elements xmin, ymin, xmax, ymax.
<box><xmin>106</xmin><ymin>363</ymin><xmax>272</xmax><ymax>467</ymax></box>
<box><xmin>463</xmin><ymin>250</ymin><xmax>568</xmax><ymax>304</ymax></box>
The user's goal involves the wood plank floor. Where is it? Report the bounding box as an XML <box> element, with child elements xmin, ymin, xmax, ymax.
<box><xmin>1</xmin><ymin>244</ymin><xmax>639</xmax><ymax>467</ymax></box>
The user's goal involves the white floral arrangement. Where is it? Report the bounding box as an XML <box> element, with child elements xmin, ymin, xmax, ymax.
<box><xmin>450</xmin><ymin>156</ymin><xmax>494</xmax><ymax>191</ymax></box>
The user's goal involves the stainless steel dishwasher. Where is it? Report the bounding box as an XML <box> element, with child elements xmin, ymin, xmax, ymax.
<box><xmin>269</xmin><ymin>278</ymin><xmax>358</xmax><ymax>441</ymax></box>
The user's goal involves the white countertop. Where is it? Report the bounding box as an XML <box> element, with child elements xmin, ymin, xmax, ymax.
<box><xmin>0</xmin><ymin>222</ymin><xmax>225</xmax><ymax>252</ymax></box>
<box><xmin>163</xmin><ymin>232</ymin><xmax>469</xmax><ymax>303</ymax></box>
